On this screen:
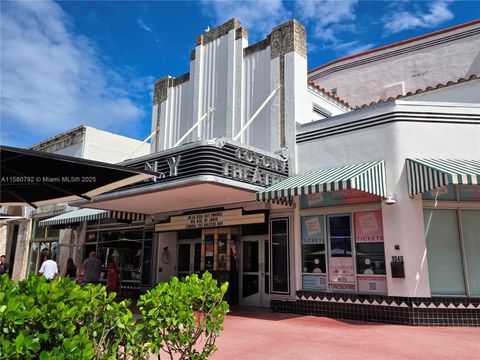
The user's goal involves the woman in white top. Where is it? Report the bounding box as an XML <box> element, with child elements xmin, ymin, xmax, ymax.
<box><xmin>37</xmin><ymin>253</ymin><xmax>58</xmax><ymax>281</ymax></box>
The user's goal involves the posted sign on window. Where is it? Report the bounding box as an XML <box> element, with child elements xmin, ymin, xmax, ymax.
<box><xmin>301</xmin><ymin>216</ymin><xmax>324</xmax><ymax>244</ymax></box>
<box><xmin>354</xmin><ymin>211</ymin><xmax>384</xmax><ymax>243</ymax></box>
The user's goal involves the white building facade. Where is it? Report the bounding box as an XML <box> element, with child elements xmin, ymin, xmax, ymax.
<box><xmin>38</xmin><ymin>19</ymin><xmax>479</xmax><ymax>326</ymax></box>
<box><xmin>0</xmin><ymin>126</ymin><xmax>150</xmax><ymax>281</ymax></box>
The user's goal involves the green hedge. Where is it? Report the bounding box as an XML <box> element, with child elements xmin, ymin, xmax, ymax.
<box><xmin>0</xmin><ymin>272</ymin><xmax>228</xmax><ymax>360</ymax></box>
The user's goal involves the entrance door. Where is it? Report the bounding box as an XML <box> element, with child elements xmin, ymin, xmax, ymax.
<box><xmin>177</xmin><ymin>241</ymin><xmax>202</xmax><ymax>278</ymax></box>
<box><xmin>241</xmin><ymin>238</ymin><xmax>270</xmax><ymax>307</ymax></box>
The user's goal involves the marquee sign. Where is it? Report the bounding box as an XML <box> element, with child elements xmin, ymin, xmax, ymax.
<box><xmin>123</xmin><ymin>139</ymin><xmax>289</xmax><ymax>190</ymax></box>
<box><xmin>155</xmin><ymin>208</ymin><xmax>265</xmax><ymax>232</ymax></box>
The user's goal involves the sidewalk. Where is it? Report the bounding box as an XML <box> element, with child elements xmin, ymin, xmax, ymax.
<box><xmin>210</xmin><ymin>307</ymin><xmax>480</xmax><ymax>360</ymax></box>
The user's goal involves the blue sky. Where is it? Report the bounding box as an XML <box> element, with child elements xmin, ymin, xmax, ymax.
<box><xmin>1</xmin><ymin>1</ymin><xmax>478</xmax><ymax>148</ymax></box>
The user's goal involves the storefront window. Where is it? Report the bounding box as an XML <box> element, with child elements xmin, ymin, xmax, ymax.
<box><xmin>422</xmin><ymin>185</ymin><xmax>480</xmax><ymax>202</ymax></box>
<box><xmin>141</xmin><ymin>239</ymin><xmax>153</xmax><ymax>286</ymax></box>
<box><xmin>300</xmin><ymin>209</ymin><xmax>387</xmax><ymax>293</ymax></box>
<box><xmin>356</xmin><ymin>243</ymin><xmax>386</xmax><ymax>275</ymax></box>
<box><xmin>301</xmin><ymin>216</ymin><xmax>325</xmax><ymax>273</ymax></box>
<box><xmin>271</xmin><ymin>218</ymin><xmax>289</xmax><ymax>294</ymax></box>
<box><xmin>98</xmin><ymin>229</ymin><xmax>143</xmax><ymax>284</ymax></box>
<box><xmin>327</xmin><ymin>215</ymin><xmax>355</xmax><ymax>291</ymax></box>
<box><xmin>422</xmin><ymin>185</ymin><xmax>456</xmax><ymax>201</ymax></box>
<box><xmin>28</xmin><ymin>242</ymin><xmax>39</xmax><ymax>274</ymax></box>
<box><xmin>458</xmin><ymin>185</ymin><xmax>480</xmax><ymax>201</ymax></box>
<box><xmin>354</xmin><ymin>211</ymin><xmax>386</xmax><ymax>275</ymax></box>
<box><xmin>301</xmin><ymin>189</ymin><xmax>380</xmax><ymax>209</ymax></box>
<box><xmin>141</xmin><ymin>230</ymin><xmax>154</xmax><ymax>286</ymax></box>
<box><xmin>461</xmin><ymin>210</ymin><xmax>480</xmax><ymax>296</ymax></box>
<box><xmin>28</xmin><ymin>220</ymin><xmax>59</xmax><ymax>274</ymax></box>
<box><xmin>424</xmin><ymin>209</ymin><xmax>466</xmax><ymax>295</ymax></box>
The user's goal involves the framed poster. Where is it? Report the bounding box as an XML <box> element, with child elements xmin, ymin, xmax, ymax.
<box><xmin>357</xmin><ymin>276</ymin><xmax>387</xmax><ymax>293</ymax></box>
<box><xmin>301</xmin><ymin>216</ymin><xmax>324</xmax><ymax>244</ymax></box>
<box><xmin>302</xmin><ymin>275</ymin><xmax>327</xmax><ymax>290</ymax></box>
<box><xmin>328</xmin><ymin>257</ymin><xmax>355</xmax><ymax>283</ymax></box>
<box><xmin>354</xmin><ymin>211</ymin><xmax>384</xmax><ymax>243</ymax></box>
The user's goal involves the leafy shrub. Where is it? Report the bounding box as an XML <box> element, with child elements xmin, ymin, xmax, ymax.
<box><xmin>138</xmin><ymin>272</ymin><xmax>229</xmax><ymax>360</ymax></box>
<box><xmin>0</xmin><ymin>272</ymin><xmax>228</xmax><ymax>360</ymax></box>
<box><xmin>0</xmin><ymin>273</ymin><xmax>146</xmax><ymax>360</ymax></box>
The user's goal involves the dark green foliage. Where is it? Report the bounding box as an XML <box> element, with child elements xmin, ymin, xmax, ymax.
<box><xmin>0</xmin><ymin>273</ymin><xmax>146</xmax><ymax>360</ymax></box>
<box><xmin>0</xmin><ymin>272</ymin><xmax>228</xmax><ymax>360</ymax></box>
<box><xmin>138</xmin><ymin>272</ymin><xmax>229</xmax><ymax>360</ymax></box>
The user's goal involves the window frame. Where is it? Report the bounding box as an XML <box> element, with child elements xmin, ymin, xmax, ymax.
<box><xmin>423</xmin><ymin>204</ymin><xmax>479</xmax><ymax>297</ymax></box>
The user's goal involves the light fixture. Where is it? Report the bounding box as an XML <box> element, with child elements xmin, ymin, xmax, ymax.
<box><xmin>384</xmin><ymin>194</ymin><xmax>396</xmax><ymax>205</ymax></box>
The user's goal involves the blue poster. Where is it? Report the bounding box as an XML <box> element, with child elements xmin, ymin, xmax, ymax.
<box><xmin>301</xmin><ymin>216</ymin><xmax>324</xmax><ymax>244</ymax></box>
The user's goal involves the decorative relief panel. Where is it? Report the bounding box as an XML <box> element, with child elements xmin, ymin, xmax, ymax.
<box><xmin>31</xmin><ymin>128</ymin><xmax>86</xmax><ymax>153</ymax></box>
<box><xmin>235</xmin><ymin>27</ymin><xmax>248</xmax><ymax>40</ymax></box>
<box><xmin>196</xmin><ymin>18</ymin><xmax>242</xmax><ymax>46</ymax></box>
<box><xmin>153</xmin><ymin>76</ymin><xmax>174</xmax><ymax>105</ymax></box>
<box><xmin>271</xmin><ymin>19</ymin><xmax>306</xmax><ymax>59</ymax></box>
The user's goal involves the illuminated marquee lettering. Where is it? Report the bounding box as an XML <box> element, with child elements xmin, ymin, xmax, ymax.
<box><xmin>136</xmin><ymin>143</ymin><xmax>288</xmax><ymax>186</ymax></box>
<box><xmin>220</xmin><ymin>160</ymin><xmax>283</xmax><ymax>186</ymax></box>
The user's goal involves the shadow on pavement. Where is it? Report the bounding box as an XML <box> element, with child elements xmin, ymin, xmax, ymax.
<box><xmin>227</xmin><ymin>306</ymin><xmax>391</xmax><ymax>327</ymax></box>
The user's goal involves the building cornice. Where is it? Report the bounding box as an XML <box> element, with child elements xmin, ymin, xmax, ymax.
<box><xmin>308</xmin><ymin>19</ymin><xmax>480</xmax><ymax>76</ymax></box>
<box><xmin>196</xmin><ymin>18</ymin><xmax>244</xmax><ymax>46</ymax></box>
<box><xmin>271</xmin><ymin>19</ymin><xmax>306</xmax><ymax>59</ymax></box>
<box><xmin>30</xmin><ymin>126</ymin><xmax>86</xmax><ymax>153</ymax></box>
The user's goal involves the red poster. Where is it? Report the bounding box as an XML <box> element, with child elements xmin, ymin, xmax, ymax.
<box><xmin>329</xmin><ymin>282</ymin><xmax>356</xmax><ymax>291</ymax></box>
<box><xmin>328</xmin><ymin>257</ymin><xmax>355</xmax><ymax>283</ymax></box>
<box><xmin>354</xmin><ymin>211</ymin><xmax>384</xmax><ymax>243</ymax></box>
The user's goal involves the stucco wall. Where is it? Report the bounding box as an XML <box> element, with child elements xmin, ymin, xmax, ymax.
<box><xmin>296</xmin><ymin>101</ymin><xmax>480</xmax><ymax>297</ymax></box>
<box><xmin>83</xmin><ymin>126</ymin><xmax>150</xmax><ymax>162</ymax></box>
<box><xmin>151</xmin><ymin>19</ymin><xmax>309</xmax><ymax>164</ymax></box>
<box><xmin>308</xmin><ymin>21</ymin><xmax>480</xmax><ymax>107</ymax></box>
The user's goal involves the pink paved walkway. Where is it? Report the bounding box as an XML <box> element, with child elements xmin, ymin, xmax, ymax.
<box><xmin>209</xmin><ymin>307</ymin><xmax>480</xmax><ymax>360</ymax></box>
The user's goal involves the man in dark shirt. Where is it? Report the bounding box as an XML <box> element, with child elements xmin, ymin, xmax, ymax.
<box><xmin>81</xmin><ymin>251</ymin><xmax>101</xmax><ymax>284</ymax></box>
<box><xmin>0</xmin><ymin>255</ymin><xmax>9</xmax><ymax>277</ymax></box>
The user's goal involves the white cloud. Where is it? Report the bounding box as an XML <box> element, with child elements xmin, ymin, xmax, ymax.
<box><xmin>200</xmin><ymin>0</ymin><xmax>291</xmax><ymax>41</ymax></box>
<box><xmin>0</xmin><ymin>1</ymin><xmax>149</xmax><ymax>147</ymax></box>
<box><xmin>137</xmin><ymin>18</ymin><xmax>152</xmax><ymax>32</ymax></box>
<box><xmin>199</xmin><ymin>0</ymin><xmax>370</xmax><ymax>56</ymax></box>
<box><xmin>336</xmin><ymin>41</ymin><xmax>375</xmax><ymax>56</ymax></box>
<box><xmin>295</xmin><ymin>0</ymin><xmax>358</xmax><ymax>41</ymax></box>
<box><xmin>383</xmin><ymin>0</ymin><xmax>454</xmax><ymax>34</ymax></box>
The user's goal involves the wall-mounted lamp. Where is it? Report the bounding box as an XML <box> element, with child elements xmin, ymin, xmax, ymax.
<box><xmin>384</xmin><ymin>194</ymin><xmax>397</xmax><ymax>205</ymax></box>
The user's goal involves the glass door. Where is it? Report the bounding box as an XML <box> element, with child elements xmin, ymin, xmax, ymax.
<box><xmin>177</xmin><ymin>243</ymin><xmax>191</xmax><ymax>278</ymax></box>
<box><xmin>177</xmin><ymin>241</ymin><xmax>202</xmax><ymax>278</ymax></box>
<box><xmin>241</xmin><ymin>237</ymin><xmax>270</xmax><ymax>307</ymax></box>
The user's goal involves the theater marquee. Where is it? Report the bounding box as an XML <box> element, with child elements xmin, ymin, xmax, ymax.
<box><xmin>123</xmin><ymin>139</ymin><xmax>289</xmax><ymax>190</ymax></box>
<box><xmin>155</xmin><ymin>208</ymin><xmax>266</xmax><ymax>231</ymax></box>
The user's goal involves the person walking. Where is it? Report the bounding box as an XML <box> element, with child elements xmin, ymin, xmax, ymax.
<box><xmin>80</xmin><ymin>251</ymin><xmax>101</xmax><ymax>285</ymax></box>
<box><xmin>106</xmin><ymin>258</ymin><xmax>120</xmax><ymax>294</ymax></box>
<box><xmin>0</xmin><ymin>255</ymin><xmax>10</xmax><ymax>277</ymax></box>
<box><xmin>64</xmin><ymin>258</ymin><xmax>77</xmax><ymax>280</ymax></box>
<box><xmin>37</xmin><ymin>253</ymin><xmax>58</xmax><ymax>281</ymax></box>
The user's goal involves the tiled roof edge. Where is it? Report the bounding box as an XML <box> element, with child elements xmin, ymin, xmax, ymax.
<box><xmin>308</xmin><ymin>80</ymin><xmax>351</xmax><ymax>108</ymax></box>
<box><xmin>354</xmin><ymin>74</ymin><xmax>480</xmax><ymax>109</ymax></box>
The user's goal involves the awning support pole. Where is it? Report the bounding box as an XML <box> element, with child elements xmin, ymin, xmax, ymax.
<box><xmin>233</xmin><ymin>84</ymin><xmax>281</xmax><ymax>142</ymax></box>
<box><xmin>174</xmin><ymin>108</ymin><xmax>215</xmax><ymax>147</ymax></box>
<box><xmin>126</xmin><ymin>127</ymin><xmax>159</xmax><ymax>159</ymax></box>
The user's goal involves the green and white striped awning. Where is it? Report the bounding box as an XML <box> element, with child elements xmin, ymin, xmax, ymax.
<box><xmin>38</xmin><ymin>208</ymin><xmax>147</xmax><ymax>226</ymax></box>
<box><xmin>256</xmin><ymin>160</ymin><xmax>386</xmax><ymax>204</ymax></box>
<box><xmin>406</xmin><ymin>158</ymin><xmax>480</xmax><ymax>196</ymax></box>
